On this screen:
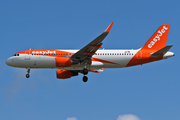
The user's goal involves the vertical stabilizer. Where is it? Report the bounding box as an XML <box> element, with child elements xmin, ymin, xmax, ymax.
<box><xmin>141</xmin><ymin>24</ymin><xmax>170</xmax><ymax>51</ymax></box>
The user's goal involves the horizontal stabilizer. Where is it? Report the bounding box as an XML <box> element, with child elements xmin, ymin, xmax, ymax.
<box><xmin>151</xmin><ymin>45</ymin><xmax>173</xmax><ymax>57</ymax></box>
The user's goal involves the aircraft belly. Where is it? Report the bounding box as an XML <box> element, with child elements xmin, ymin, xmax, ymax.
<box><xmin>92</xmin><ymin>55</ymin><xmax>134</xmax><ymax>68</ymax></box>
<box><xmin>91</xmin><ymin>61</ymin><xmax>104</xmax><ymax>66</ymax></box>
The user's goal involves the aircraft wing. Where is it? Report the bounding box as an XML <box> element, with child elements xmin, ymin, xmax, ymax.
<box><xmin>71</xmin><ymin>22</ymin><xmax>113</xmax><ymax>65</ymax></box>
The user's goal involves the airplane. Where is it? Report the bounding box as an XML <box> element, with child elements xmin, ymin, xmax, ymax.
<box><xmin>5</xmin><ymin>22</ymin><xmax>174</xmax><ymax>82</ymax></box>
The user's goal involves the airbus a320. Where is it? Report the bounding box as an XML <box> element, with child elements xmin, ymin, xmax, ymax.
<box><xmin>6</xmin><ymin>22</ymin><xmax>174</xmax><ymax>82</ymax></box>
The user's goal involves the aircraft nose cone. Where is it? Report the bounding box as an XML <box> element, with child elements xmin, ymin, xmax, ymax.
<box><xmin>5</xmin><ymin>59</ymin><xmax>10</xmax><ymax>65</ymax></box>
<box><xmin>5</xmin><ymin>58</ymin><xmax>13</xmax><ymax>66</ymax></box>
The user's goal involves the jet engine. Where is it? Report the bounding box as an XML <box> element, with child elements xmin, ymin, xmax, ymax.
<box><xmin>56</xmin><ymin>69</ymin><xmax>78</xmax><ymax>79</ymax></box>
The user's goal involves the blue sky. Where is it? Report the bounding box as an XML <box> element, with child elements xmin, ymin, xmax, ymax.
<box><xmin>0</xmin><ymin>0</ymin><xmax>179</xmax><ymax>120</ymax></box>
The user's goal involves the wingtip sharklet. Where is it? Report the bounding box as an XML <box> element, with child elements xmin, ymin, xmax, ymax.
<box><xmin>105</xmin><ymin>22</ymin><xmax>114</xmax><ymax>33</ymax></box>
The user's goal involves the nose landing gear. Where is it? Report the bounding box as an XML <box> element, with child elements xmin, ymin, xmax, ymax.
<box><xmin>26</xmin><ymin>68</ymin><xmax>30</xmax><ymax>78</ymax></box>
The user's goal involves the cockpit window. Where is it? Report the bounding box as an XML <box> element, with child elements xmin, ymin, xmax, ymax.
<box><xmin>13</xmin><ymin>54</ymin><xmax>19</xmax><ymax>56</ymax></box>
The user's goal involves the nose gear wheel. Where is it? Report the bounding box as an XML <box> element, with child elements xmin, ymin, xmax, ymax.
<box><xmin>26</xmin><ymin>68</ymin><xmax>30</xmax><ymax>78</ymax></box>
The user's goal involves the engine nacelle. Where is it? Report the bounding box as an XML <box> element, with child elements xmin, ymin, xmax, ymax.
<box><xmin>56</xmin><ymin>69</ymin><xmax>78</xmax><ymax>79</ymax></box>
<box><xmin>56</xmin><ymin>57</ymin><xmax>71</xmax><ymax>67</ymax></box>
<box><xmin>56</xmin><ymin>69</ymin><xmax>71</xmax><ymax>79</ymax></box>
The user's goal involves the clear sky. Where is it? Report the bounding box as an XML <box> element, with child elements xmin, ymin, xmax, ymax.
<box><xmin>0</xmin><ymin>0</ymin><xmax>179</xmax><ymax>120</ymax></box>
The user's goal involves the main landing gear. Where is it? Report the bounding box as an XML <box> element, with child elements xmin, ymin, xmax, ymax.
<box><xmin>83</xmin><ymin>76</ymin><xmax>88</xmax><ymax>82</ymax></box>
<box><xmin>26</xmin><ymin>68</ymin><xmax>30</xmax><ymax>78</ymax></box>
<box><xmin>82</xmin><ymin>68</ymin><xmax>88</xmax><ymax>82</ymax></box>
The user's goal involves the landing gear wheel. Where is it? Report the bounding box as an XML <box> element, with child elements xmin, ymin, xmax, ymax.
<box><xmin>26</xmin><ymin>68</ymin><xmax>30</xmax><ymax>78</ymax></box>
<box><xmin>83</xmin><ymin>76</ymin><xmax>88</xmax><ymax>82</ymax></box>
<box><xmin>26</xmin><ymin>74</ymin><xmax>30</xmax><ymax>78</ymax></box>
<box><xmin>83</xmin><ymin>68</ymin><xmax>88</xmax><ymax>75</ymax></box>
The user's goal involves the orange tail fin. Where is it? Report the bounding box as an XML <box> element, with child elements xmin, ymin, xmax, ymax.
<box><xmin>141</xmin><ymin>24</ymin><xmax>170</xmax><ymax>51</ymax></box>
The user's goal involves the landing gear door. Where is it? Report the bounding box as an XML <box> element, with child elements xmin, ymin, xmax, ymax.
<box><xmin>136</xmin><ymin>50</ymin><xmax>142</xmax><ymax>60</ymax></box>
<box><xmin>25</xmin><ymin>50</ymin><xmax>30</xmax><ymax>60</ymax></box>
